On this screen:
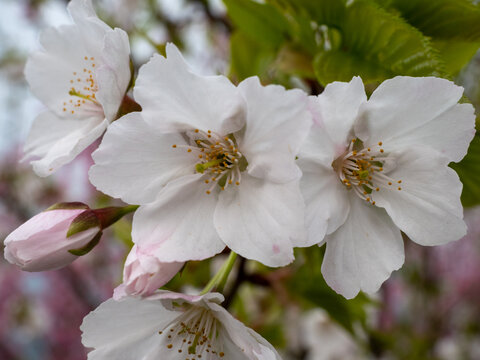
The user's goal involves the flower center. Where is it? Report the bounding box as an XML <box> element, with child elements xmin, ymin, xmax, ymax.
<box><xmin>62</xmin><ymin>56</ymin><xmax>100</xmax><ymax>115</ymax></box>
<box><xmin>172</xmin><ymin>129</ymin><xmax>248</xmax><ymax>195</ymax></box>
<box><xmin>333</xmin><ymin>138</ymin><xmax>402</xmax><ymax>205</ymax></box>
<box><xmin>160</xmin><ymin>307</ymin><xmax>225</xmax><ymax>358</ymax></box>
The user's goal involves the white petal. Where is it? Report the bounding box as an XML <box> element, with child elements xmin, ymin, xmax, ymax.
<box><xmin>373</xmin><ymin>146</ymin><xmax>466</xmax><ymax>246</ymax></box>
<box><xmin>355</xmin><ymin>76</ymin><xmax>469</xmax><ymax>161</ymax></box>
<box><xmin>298</xmin><ymin>123</ymin><xmax>338</xmax><ymax>167</ymax></box>
<box><xmin>134</xmin><ymin>43</ymin><xmax>245</xmax><ymax>134</ymax></box>
<box><xmin>214</xmin><ymin>175</ymin><xmax>305</xmax><ymax>267</ymax></box>
<box><xmin>96</xmin><ymin>28</ymin><xmax>131</xmax><ymax>122</ymax></box>
<box><xmin>68</xmin><ymin>0</ymin><xmax>111</xmax><ymax>35</ymax></box>
<box><xmin>132</xmin><ymin>174</ymin><xmax>226</xmax><ymax>262</ymax></box>
<box><xmin>207</xmin><ymin>301</ymin><xmax>268</xmax><ymax>359</ymax></box>
<box><xmin>90</xmin><ymin>112</ymin><xmax>195</xmax><ymax>204</ymax></box>
<box><xmin>24</xmin><ymin>111</ymin><xmax>107</xmax><ymax>177</ymax></box>
<box><xmin>81</xmin><ymin>297</ymin><xmax>179</xmax><ymax>359</ymax></box>
<box><xmin>25</xmin><ymin>22</ymin><xmax>107</xmax><ymax>119</ymax></box>
<box><xmin>237</xmin><ymin>76</ymin><xmax>312</xmax><ymax>183</ymax></box>
<box><xmin>310</xmin><ymin>76</ymin><xmax>366</xmax><ymax>153</ymax></box>
<box><xmin>322</xmin><ymin>196</ymin><xmax>404</xmax><ymax>299</ymax></box>
<box><xmin>298</xmin><ymin>158</ymin><xmax>350</xmax><ymax>246</ymax></box>
<box><xmin>67</xmin><ymin>0</ymin><xmax>97</xmax><ymax>21</ymax></box>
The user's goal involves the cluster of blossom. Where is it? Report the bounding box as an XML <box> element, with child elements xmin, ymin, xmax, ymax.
<box><xmin>3</xmin><ymin>0</ymin><xmax>476</xmax><ymax>358</ymax></box>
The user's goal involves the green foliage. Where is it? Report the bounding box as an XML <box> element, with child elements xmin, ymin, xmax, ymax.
<box><xmin>434</xmin><ymin>40</ymin><xmax>480</xmax><ymax>76</ymax></box>
<box><xmin>223</xmin><ymin>0</ymin><xmax>290</xmax><ymax>48</ymax></box>
<box><xmin>451</xmin><ymin>135</ymin><xmax>480</xmax><ymax>207</ymax></box>
<box><xmin>377</xmin><ymin>0</ymin><xmax>480</xmax><ymax>75</ymax></box>
<box><xmin>288</xmin><ymin>247</ymin><xmax>372</xmax><ymax>333</ymax></box>
<box><xmin>313</xmin><ymin>0</ymin><xmax>442</xmax><ymax>85</ymax></box>
<box><xmin>229</xmin><ymin>31</ymin><xmax>276</xmax><ymax>81</ymax></box>
<box><xmin>386</xmin><ymin>0</ymin><xmax>480</xmax><ymax>40</ymax></box>
<box><xmin>270</xmin><ymin>0</ymin><xmax>347</xmax><ymax>28</ymax></box>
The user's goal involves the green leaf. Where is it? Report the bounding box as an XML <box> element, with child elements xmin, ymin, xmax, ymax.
<box><xmin>269</xmin><ymin>0</ymin><xmax>346</xmax><ymax>28</ymax></box>
<box><xmin>388</xmin><ymin>0</ymin><xmax>480</xmax><ymax>40</ymax></box>
<box><xmin>434</xmin><ymin>40</ymin><xmax>480</xmax><ymax>76</ymax></box>
<box><xmin>223</xmin><ymin>0</ymin><xmax>290</xmax><ymax>48</ymax></box>
<box><xmin>451</xmin><ymin>135</ymin><xmax>480</xmax><ymax>207</ymax></box>
<box><xmin>276</xmin><ymin>45</ymin><xmax>316</xmax><ymax>79</ymax></box>
<box><xmin>268</xmin><ymin>0</ymin><xmax>347</xmax><ymax>55</ymax></box>
<box><xmin>313</xmin><ymin>50</ymin><xmax>392</xmax><ymax>84</ymax></box>
<box><xmin>313</xmin><ymin>0</ymin><xmax>443</xmax><ymax>85</ymax></box>
<box><xmin>45</xmin><ymin>202</ymin><xmax>89</xmax><ymax>211</ymax></box>
<box><xmin>229</xmin><ymin>31</ymin><xmax>276</xmax><ymax>81</ymax></box>
<box><xmin>66</xmin><ymin>210</ymin><xmax>100</xmax><ymax>237</ymax></box>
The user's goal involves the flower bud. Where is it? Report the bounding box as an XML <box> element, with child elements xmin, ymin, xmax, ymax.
<box><xmin>113</xmin><ymin>244</ymin><xmax>184</xmax><ymax>300</ymax></box>
<box><xmin>3</xmin><ymin>202</ymin><xmax>102</xmax><ymax>271</ymax></box>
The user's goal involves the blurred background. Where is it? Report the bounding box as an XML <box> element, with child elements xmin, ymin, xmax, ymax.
<box><xmin>1</xmin><ymin>0</ymin><xmax>480</xmax><ymax>359</ymax></box>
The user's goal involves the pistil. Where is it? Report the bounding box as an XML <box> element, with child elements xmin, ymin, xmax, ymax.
<box><xmin>335</xmin><ymin>139</ymin><xmax>402</xmax><ymax>205</ymax></box>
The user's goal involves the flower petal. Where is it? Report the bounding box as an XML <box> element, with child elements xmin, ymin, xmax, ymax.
<box><xmin>298</xmin><ymin>158</ymin><xmax>350</xmax><ymax>246</ymax></box>
<box><xmin>67</xmin><ymin>0</ymin><xmax>98</xmax><ymax>21</ymax></box>
<box><xmin>25</xmin><ymin>23</ymin><xmax>106</xmax><ymax>119</ymax></box>
<box><xmin>310</xmin><ymin>76</ymin><xmax>366</xmax><ymax>154</ymax></box>
<box><xmin>90</xmin><ymin>112</ymin><xmax>196</xmax><ymax>204</ymax></box>
<box><xmin>81</xmin><ymin>297</ymin><xmax>179</xmax><ymax>359</ymax></box>
<box><xmin>132</xmin><ymin>174</ymin><xmax>226</xmax><ymax>262</ymax></box>
<box><xmin>4</xmin><ymin>209</ymin><xmax>99</xmax><ymax>271</ymax></box>
<box><xmin>298</xmin><ymin>123</ymin><xmax>338</xmax><ymax>167</ymax></box>
<box><xmin>373</xmin><ymin>147</ymin><xmax>466</xmax><ymax>246</ymax></box>
<box><xmin>24</xmin><ymin>111</ymin><xmax>107</xmax><ymax>177</ymax></box>
<box><xmin>113</xmin><ymin>244</ymin><xmax>184</xmax><ymax>300</ymax></box>
<box><xmin>237</xmin><ymin>76</ymin><xmax>312</xmax><ymax>183</ymax></box>
<box><xmin>322</xmin><ymin>195</ymin><xmax>404</xmax><ymax>299</ymax></box>
<box><xmin>214</xmin><ymin>175</ymin><xmax>305</xmax><ymax>267</ymax></box>
<box><xmin>96</xmin><ymin>28</ymin><xmax>131</xmax><ymax>122</ymax></box>
<box><xmin>355</xmin><ymin>76</ymin><xmax>470</xmax><ymax>162</ymax></box>
<box><xmin>134</xmin><ymin>43</ymin><xmax>245</xmax><ymax>134</ymax></box>
<box><xmin>208</xmin><ymin>301</ymin><xmax>276</xmax><ymax>359</ymax></box>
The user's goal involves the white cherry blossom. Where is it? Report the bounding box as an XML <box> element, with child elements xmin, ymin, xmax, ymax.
<box><xmin>24</xmin><ymin>0</ymin><xmax>131</xmax><ymax>176</ymax></box>
<box><xmin>89</xmin><ymin>43</ymin><xmax>312</xmax><ymax>267</ymax></box>
<box><xmin>299</xmin><ymin>76</ymin><xmax>475</xmax><ymax>299</ymax></box>
<box><xmin>81</xmin><ymin>291</ymin><xmax>282</xmax><ymax>359</ymax></box>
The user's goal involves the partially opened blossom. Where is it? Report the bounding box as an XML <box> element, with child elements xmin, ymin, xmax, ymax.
<box><xmin>113</xmin><ymin>244</ymin><xmax>184</xmax><ymax>300</ymax></box>
<box><xmin>4</xmin><ymin>203</ymin><xmax>101</xmax><ymax>271</ymax></box>
<box><xmin>299</xmin><ymin>76</ymin><xmax>475</xmax><ymax>299</ymax></box>
<box><xmin>24</xmin><ymin>0</ymin><xmax>131</xmax><ymax>176</ymax></box>
<box><xmin>81</xmin><ymin>291</ymin><xmax>282</xmax><ymax>359</ymax></box>
<box><xmin>89</xmin><ymin>43</ymin><xmax>312</xmax><ymax>267</ymax></box>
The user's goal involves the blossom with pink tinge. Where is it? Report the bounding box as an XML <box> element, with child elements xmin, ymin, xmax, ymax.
<box><xmin>89</xmin><ymin>43</ymin><xmax>312</xmax><ymax>267</ymax></box>
<box><xmin>298</xmin><ymin>76</ymin><xmax>475</xmax><ymax>299</ymax></box>
<box><xmin>113</xmin><ymin>244</ymin><xmax>184</xmax><ymax>300</ymax></box>
<box><xmin>23</xmin><ymin>0</ymin><xmax>131</xmax><ymax>176</ymax></box>
<box><xmin>81</xmin><ymin>291</ymin><xmax>282</xmax><ymax>359</ymax></box>
<box><xmin>4</xmin><ymin>203</ymin><xmax>101</xmax><ymax>271</ymax></box>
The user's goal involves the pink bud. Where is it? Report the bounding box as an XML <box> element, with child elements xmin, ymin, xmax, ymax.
<box><xmin>4</xmin><ymin>204</ymin><xmax>101</xmax><ymax>271</ymax></box>
<box><xmin>113</xmin><ymin>244</ymin><xmax>184</xmax><ymax>300</ymax></box>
